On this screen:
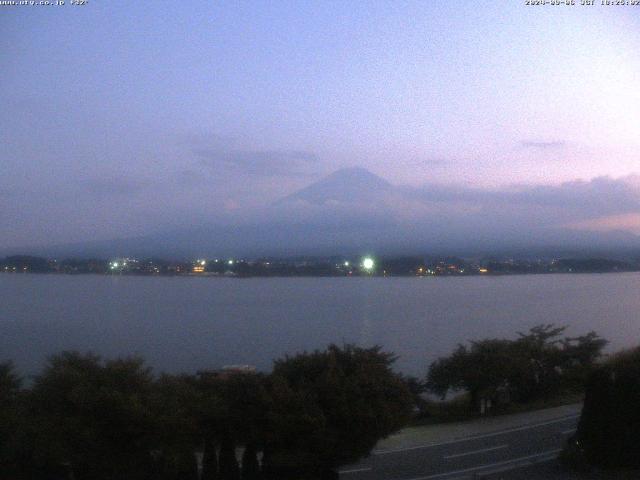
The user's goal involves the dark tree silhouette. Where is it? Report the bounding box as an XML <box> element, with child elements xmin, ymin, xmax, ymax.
<box><xmin>2</xmin><ymin>345</ymin><xmax>413</xmax><ymax>480</ymax></box>
<box><xmin>427</xmin><ymin>325</ymin><xmax>607</xmax><ymax>411</ymax></box>
<box><xmin>218</xmin><ymin>436</ymin><xmax>240</xmax><ymax>480</ymax></box>
<box><xmin>241</xmin><ymin>443</ymin><xmax>260</xmax><ymax>480</ymax></box>
<box><xmin>27</xmin><ymin>352</ymin><xmax>155</xmax><ymax>479</ymax></box>
<box><xmin>0</xmin><ymin>361</ymin><xmax>22</xmax><ymax>476</ymax></box>
<box><xmin>575</xmin><ymin>346</ymin><xmax>640</xmax><ymax>468</ymax></box>
<box><xmin>263</xmin><ymin>344</ymin><xmax>413</xmax><ymax>478</ymax></box>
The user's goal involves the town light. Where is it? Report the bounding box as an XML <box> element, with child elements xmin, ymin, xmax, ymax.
<box><xmin>362</xmin><ymin>257</ymin><xmax>374</xmax><ymax>270</ymax></box>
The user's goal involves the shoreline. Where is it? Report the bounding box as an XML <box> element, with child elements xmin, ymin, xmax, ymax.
<box><xmin>2</xmin><ymin>270</ymin><xmax>640</xmax><ymax>278</ymax></box>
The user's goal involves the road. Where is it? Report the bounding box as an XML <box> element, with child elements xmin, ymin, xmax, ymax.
<box><xmin>338</xmin><ymin>407</ymin><xmax>581</xmax><ymax>480</ymax></box>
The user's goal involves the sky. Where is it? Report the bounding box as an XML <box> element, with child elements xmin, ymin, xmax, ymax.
<box><xmin>2</xmin><ymin>1</ymin><xmax>640</xmax><ymax>251</ymax></box>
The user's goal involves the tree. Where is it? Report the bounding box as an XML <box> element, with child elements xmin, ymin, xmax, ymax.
<box><xmin>149</xmin><ymin>373</ymin><xmax>203</xmax><ymax>480</ymax></box>
<box><xmin>510</xmin><ymin>324</ymin><xmax>568</xmax><ymax>401</ymax></box>
<box><xmin>218</xmin><ymin>373</ymin><xmax>269</xmax><ymax>448</ymax></box>
<box><xmin>263</xmin><ymin>344</ymin><xmax>413</xmax><ymax>478</ymax></box>
<box><xmin>512</xmin><ymin>325</ymin><xmax>606</xmax><ymax>400</ymax></box>
<box><xmin>0</xmin><ymin>344</ymin><xmax>448</xmax><ymax>479</ymax></box>
<box><xmin>241</xmin><ymin>443</ymin><xmax>260</xmax><ymax>480</ymax></box>
<box><xmin>216</xmin><ymin>373</ymin><xmax>269</xmax><ymax>479</ymax></box>
<box><xmin>574</xmin><ymin>346</ymin><xmax>640</xmax><ymax>468</ymax></box>
<box><xmin>426</xmin><ymin>325</ymin><xmax>607</xmax><ymax>412</ymax></box>
<box><xmin>402</xmin><ymin>375</ymin><xmax>428</xmax><ymax>417</ymax></box>
<box><xmin>202</xmin><ymin>437</ymin><xmax>220</xmax><ymax>480</ymax></box>
<box><xmin>560</xmin><ymin>331</ymin><xmax>608</xmax><ymax>389</ymax></box>
<box><xmin>0</xmin><ymin>361</ymin><xmax>22</xmax><ymax>475</ymax></box>
<box><xmin>218</xmin><ymin>437</ymin><xmax>240</xmax><ymax>480</ymax></box>
<box><xmin>193</xmin><ymin>371</ymin><xmax>248</xmax><ymax>480</ymax></box>
<box><xmin>28</xmin><ymin>351</ymin><xmax>155</xmax><ymax>479</ymax></box>
<box><xmin>427</xmin><ymin>340</ymin><xmax>517</xmax><ymax>410</ymax></box>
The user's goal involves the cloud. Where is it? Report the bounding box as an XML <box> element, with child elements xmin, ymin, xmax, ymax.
<box><xmin>566</xmin><ymin>213</ymin><xmax>640</xmax><ymax>235</ymax></box>
<box><xmin>511</xmin><ymin>176</ymin><xmax>640</xmax><ymax>215</ymax></box>
<box><xmin>194</xmin><ymin>149</ymin><xmax>318</xmax><ymax>177</ymax></box>
<box><xmin>0</xmin><ymin>177</ymin><xmax>147</xmax><ymax>202</ymax></box>
<box><xmin>406</xmin><ymin>175</ymin><xmax>640</xmax><ymax>219</ymax></box>
<box><xmin>519</xmin><ymin>140</ymin><xmax>566</xmax><ymax>149</ymax></box>
<box><xmin>83</xmin><ymin>178</ymin><xmax>146</xmax><ymax>197</ymax></box>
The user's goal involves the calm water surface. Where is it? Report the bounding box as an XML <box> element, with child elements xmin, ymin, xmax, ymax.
<box><xmin>1</xmin><ymin>273</ymin><xmax>639</xmax><ymax>377</ymax></box>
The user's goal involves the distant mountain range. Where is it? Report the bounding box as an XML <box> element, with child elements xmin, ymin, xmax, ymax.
<box><xmin>8</xmin><ymin>167</ymin><xmax>640</xmax><ymax>259</ymax></box>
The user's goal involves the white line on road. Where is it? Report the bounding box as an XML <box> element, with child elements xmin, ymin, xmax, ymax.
<box><xmin>403</xmin><ymin>449</ymin><xmax>562</xmax><ymax>480</ymax></box>
<box><xmin>562</xmin><ymin>428</ymin><xmax>577</xmax><ymax>435</ymax></box>
<box><xmin>338</xmin><ymin>467</ymin><xmax>372</xmax><ymax>474</ymax></box>
<box><xmin>443</xmin><ymin>444</ymin><xmax>508</xmax><ymax>459</ymax></box>
<box><xmin>374</xmin><ymin>414</ymin><xmax>579</xmax><ymax>455</ymax></box>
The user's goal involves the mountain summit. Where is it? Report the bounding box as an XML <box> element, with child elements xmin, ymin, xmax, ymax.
<box><xmin>280</xmin><ymin>167</ymin><xmax>393</xmax><ymax>205</ymax></box>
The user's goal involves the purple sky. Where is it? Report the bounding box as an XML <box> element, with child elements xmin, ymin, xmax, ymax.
<box><xmin>2</xmin><ymin>1</ymin><xmax>640</xmax><ymax>249</ymax></box>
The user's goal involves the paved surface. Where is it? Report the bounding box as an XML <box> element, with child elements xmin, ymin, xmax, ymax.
<box><xmin>480</xmin><ymin>459</ymin><xmax>640</xmax><ymax>479</ymax></box>
<box><xmin>339</xmin><ymin>404</ymin><xmax>582</xmax><ymax>480</ymax></box>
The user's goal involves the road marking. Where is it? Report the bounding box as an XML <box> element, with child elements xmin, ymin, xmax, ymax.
<box><xmin>402</xmin><ymin>449</ymin><xmax>562</xmax><ymax>480</ymax></box>
<box><xmin>562</xmin><ymin>428</ymin><xmax>577</xmax><ymax>435</ymax></box>
<box><xmin>443</xmin><ymin>444</ymin><xmax>508</xmax><ymax>459</ymax></box>
<box><xmin>338</xmin><ymin>467</ymin><xmax>372</xmax><ymax>474</ymax></box>
<box><xmin>374</xmin><ymin>414</ymin><xmax>579</xmax><ymax>455</ymax></box>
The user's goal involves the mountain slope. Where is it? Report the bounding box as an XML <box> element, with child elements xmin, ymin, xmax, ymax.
<box><xmin>279</xmin><ymin>167</ymin><xmax>394</xmax><ymax>205</ymax></box>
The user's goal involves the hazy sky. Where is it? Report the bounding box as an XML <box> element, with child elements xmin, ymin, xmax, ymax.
<box><xmin>2</xmin><ymin>1</ymin><xmax>640</xmax><ymax>249</ymax></box>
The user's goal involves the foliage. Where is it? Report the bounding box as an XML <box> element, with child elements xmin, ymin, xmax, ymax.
<box><xmin>0</xmin><ymin>344</ymin><xmax>412</xmax><ymax>480</ymax></box>
<box><xmin>27</xmin><ymin>352</ymin><xmax>156</xmax><ymax>479</ymax></box>
<box><xmin>0</xmin><ymin>329</ymin><xmax>612</xmax><ymax>479</ymax></box>
<box><xmin>263</xmin><ymin>344</ymin><xmax>413</xmax><ymax>477</ymax></box>
<box><xmin>574</xmin><ymin>346</ymin><xmax>640</xmax><ymax>468</ymax></box>
<box><xmin>403</xmin><ymin>375</ymin><xmax>428</xmax><ymax>417</ymax></box>
<box><xmin>427</xmin><ymin>339</ymin><xmax>516</xmax><ymax>407</ymax></box>
<box><xmin>148</xmin><ymin>373</ymin><xmax>204</xmax><ymax>478</ymax></box>
<box><xmin>0</xmin><ymin>361</ymin><xmax>22</xmax><ymax>475</ymax></box>
<box><xmin>426</xmin><ymin>324</ymin><xmax>607</xmax><ymax>412</ymax></box>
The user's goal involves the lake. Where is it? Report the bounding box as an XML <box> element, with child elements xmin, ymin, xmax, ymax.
<box><xmin>1</xmin><ymin>273</ymin><xmax>639</xmax><ymax>377</ymax></box>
